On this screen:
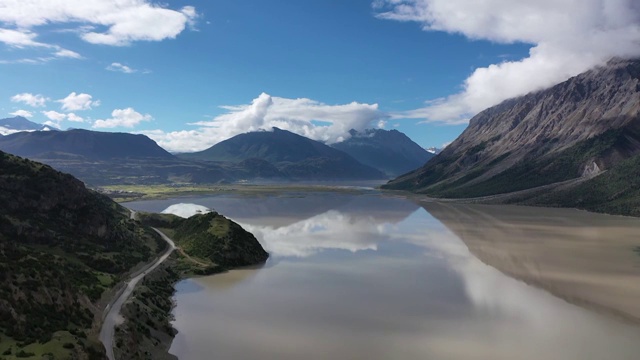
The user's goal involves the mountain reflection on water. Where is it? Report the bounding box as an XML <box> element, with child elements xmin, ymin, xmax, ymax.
<box><xmin>127</xmin><ymin>192</ymin><xmax>640</xmax><ymax>360</ymax></box>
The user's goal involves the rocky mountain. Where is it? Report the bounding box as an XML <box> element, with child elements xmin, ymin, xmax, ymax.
<box><xmin>384</xmin><ymin>58</ymin><xmax>640</xmax><ymax>208</ymax></box>
<box><xmin>0</xmin><ymin>116</ymin><xmax>45</xmax><ymax>134</ymax></box>
<box><xmin>180</xmin><ymin>127</ymin><xmax>386</xmax><ymax>180</ymax></box>
<box><xmin>0</xmin><ymin>150</ymin><xmax>165</xmax><ymax>359</ymax></box>
<box><xmin>0</xmin><ymin>129</ymin><xmax>235</xmax><ymax>185</ymax></box>
<box><xmin>331</xmin><ymin>128</ymin><xmax>434</xmax><ymax>176</ymax></box>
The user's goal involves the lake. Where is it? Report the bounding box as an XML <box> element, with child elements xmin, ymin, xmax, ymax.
<box><xmin>126</xmin><ymin>190</ymin><xmax>640</xmax><ymax>360</ymax></box>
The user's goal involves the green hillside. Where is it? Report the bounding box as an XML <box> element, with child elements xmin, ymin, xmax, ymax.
<box><xmin>0</xmin><ymin>151</ymin><xmax>165</xmax><ymax>359</ymax></box>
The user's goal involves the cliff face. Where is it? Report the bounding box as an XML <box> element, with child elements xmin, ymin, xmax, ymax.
<box><xmin>384</xmin><ymin>59</ymin><xmax>640</xmax><ymax>198</ymax></box>
<box><xmin>0</xmin><ymin>151</ymin><xmax>164</xmax><ymax>358</ymax></box>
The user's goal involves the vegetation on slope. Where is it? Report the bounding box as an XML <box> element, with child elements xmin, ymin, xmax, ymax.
<box><xmin>113</xmin><ymin>259</ymin><xmax>180</xmax><ymax>360</ymax></box>
<box><xmin>0</xmin><ymin>151</ymin><xmax>165</xmax><ymax>359</ymax></box>
<box><xmin>138</xmin><ymin>212</ymin><xmax>269</xmax><ymax>272</ymax></box>
<box><xmin>519</xmin><ymin>153</ymin><xmax>640</xmax><ymax>216</ymax></box>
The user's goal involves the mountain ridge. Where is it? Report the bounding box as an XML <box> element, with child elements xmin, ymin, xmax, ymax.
<box><xmin>384</xmin><ymin>58</ymin><xmax>640</xmax><ymax>202</ymax></box>
<box><xmin>179</xmin><ymin>127</ymin><xmax>386</xmax><ymax>179</ymax></box>
<box><xmin>0</xmin><ymin>116</ymin><xmax>45</xmax><ymax>134</ymax></box>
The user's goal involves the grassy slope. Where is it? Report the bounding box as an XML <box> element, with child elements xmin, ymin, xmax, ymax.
<box><xmin>137</xmin><ymin>212</ymin><xmax>269</xmax><ymax>273</ymax></box>
<box><xmin>0</xmin><ymin>151</ymin><xmax>165</xmax><ymax>359</ymax></box>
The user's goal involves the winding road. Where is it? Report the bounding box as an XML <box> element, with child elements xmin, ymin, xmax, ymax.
<box><xmin>99</xmin><ymin>223</ymin><xmax>176</xmax><ymax>360</ymax></box>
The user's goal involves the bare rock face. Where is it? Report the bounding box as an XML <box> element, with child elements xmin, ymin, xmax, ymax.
<box><xmin>384</xmin><ymin>58</ymin><xmax>640</xmax><ymax>197</ymax></box>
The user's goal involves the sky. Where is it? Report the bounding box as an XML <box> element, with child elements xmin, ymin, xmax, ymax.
<box><xmin>1</xmin><ymin>0</ymin><xmax>639</xmax><ymax>152</ymax></box>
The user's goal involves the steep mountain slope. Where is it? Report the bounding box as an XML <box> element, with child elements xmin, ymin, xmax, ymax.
<box><xmin>0</xmin><ymin>150</ymin><xmax>165</xmax><ymax>359</ymax></box>
<box><xmin>384</xmin><ymin>58</ymin><xmax>640</xmax><ymax>199</ymax></box>
<box><xmin>180</xmin><ymin>128</ymin><xmax>385</xmax><ymax>179</ymax></box>
<box><xmin>331</xmin><ymin>129</ymin><xmax>434</xmax><ymax>176</ymax></box>
<box><xmin>0</xmin><ymin>129</ymin><xmax>234</xmax><ymax>185</ymax></box>
<box><xmin>0</xmin><ymin>116</ymin><xmax>45</xmax><ymax>134</ymax></box>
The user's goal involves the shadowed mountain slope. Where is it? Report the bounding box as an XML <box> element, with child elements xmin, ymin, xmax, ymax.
<box><xmin>331</xmin><ymin>129</ymin><xmax>434</xmax><ymax>176</ymax></box>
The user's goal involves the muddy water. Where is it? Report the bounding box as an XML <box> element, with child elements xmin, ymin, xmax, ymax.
<box><xmin>126</xmin><ymin>192</ymin><xmax>640</xmax><ymax>360</ymax></box>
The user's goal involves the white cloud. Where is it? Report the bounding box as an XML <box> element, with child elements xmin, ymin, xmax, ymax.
<box><xmin>0</xmin><ymin>1</ymin><xmax>198</xmax><ymax>47</ymax></box>
<box><xmin>40</xmin><ymin>110</ymin><xmax>84</xmax><ymax>128</ymax></box>
<box><xmin>57</xmin><ymin>92</ymin><xmax>100</xmax><ymax>111</ymax></box>
<box><xmin>106</xmin><ymin>62</ymin><xmax>136</xmax><ymax>74</ymax></box>
<box><xmin>141</xmin><ymin>93</ymin><xmax>388</xmax><ymax>153</ymax></box>
<box><xmin>54</xmin><ymin>49</ymin><xmax>82</xmax><ymax>59</ymax></box>
<box><xmin>11</xmin><ymin>93</ymin><xmax>48</xmax><ymax>107</ymax></box>
<box><xmin>377</xmin><ymin>0</ymin><xmax>640</xmax><ymax>124</ymax></box>
<box><xmin>0</xmin><ymin>28</ymin><xmax>49</xmax><ymax>48</ymax></box>
<box><xmin>41</xmin><ymin>110</ymin><xmax>67</xmax><ymax>129</ymax></box>
<box><xmin>66</xmin><ymin>113</ymin><xmax>84</xmax><ymax>122</ymax></box>
<box><xmin>9</xmin><ymin>109</ymin><xmax>33</xmax><ymax>118</ymax></box>
<box><xmin>93</xmin><ymin>108</ymin><xmax>152</xmax><ymax>128</ymax></box>
<box><xmin>0</xmin><ymin>28</ymin><xmax>81</xmax><ymax>61</ymax></box>
<box><xmin>42</xmin><ymin>121</ymin><xmax>61</xmax><ymax>130</ymax></box>
<box><xmin>42</xmin><ymin>110</ymin><xmax>67</xmax><ymax>121</ymax></box>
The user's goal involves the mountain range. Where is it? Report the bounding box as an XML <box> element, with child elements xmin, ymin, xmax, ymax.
<box><xmin>384</xmin><ymin>58</ymin><xmax>640</xmax><ymax>216</ymax></box>
<box><xmin>331</xmin><ymin>128</ymin><xmax>434</xmax><ymax>177</ymax></box>
<box><xmin>0</xmin><ymin>129</ymin><xmax>233</xmax><ymax>185</ymax></box>
<box><xmin>179</xmin><ymin>127</ymin><xmax>386</xmax><ymax>179</ymax></box>
<box><xmin>0</xmin><ymin>126</ymin><xmax>435</xmax><ymax>184</ymax></box>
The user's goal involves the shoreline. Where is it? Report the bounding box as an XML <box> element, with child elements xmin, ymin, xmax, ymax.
<box><xmin>108</xmin><ymin>187</ymin><xmax>640</xmax><ymax>359</ymax></box>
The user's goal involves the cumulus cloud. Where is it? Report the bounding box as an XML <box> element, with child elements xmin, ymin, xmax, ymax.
<box><xmin>106</xmin><ymin>62</ymin><xmax>136</xmax><ymax>74</ymax></box>
<box><xmin>54</xmin><ymin>49</ymin><xmax>82</xmax><ymax>59</ymax></box>
<box><xmin>141</xmin><ymin>93</ymin><xmax>388</xmax><ymax>153</ymax></box>
<box><xmin>11</xmin><ymin>93</ymin><xmax>48</xmax><ymax>107</ymax></box>
<box><xmin>40</xmin><ymin>110</ymin><xmax>84</xmax><ymax>128</ymax></box>
<box><xmin>93</xmin><ymin>108</ymin><xmax>152</xmax><ymax>129</ymax></box>
<box><xmin>9</xmin><ymin>109</ymin><xmax>33</xmax><ymax>118</ymax></box>
<box><xmin>376</xmin><ymin>0</ymin><xmax>640</xmax><ymax>124</ymax></box>
<box><xmin>57</xmin><ymin>92</ymin><xmax>100</xmax><ymax>111</ymax></box>
<box><xmin>0</xmin><ymin>28</ymin><xmax>49</xmax><ymax>48</ymax></box>
<box><xmin>41</xmin><ymin>110</ymin><xmax>67</xmax><ymax>128</ymax></box>
<box><xmin>66</xmin><ymin>113</ymin><xmax>84</xmax><ymax>122</ymax></box>
<box><xmin>0</xmin><ymin>1</ymin><xmax>198</xmax><ymax>48</ymax></box>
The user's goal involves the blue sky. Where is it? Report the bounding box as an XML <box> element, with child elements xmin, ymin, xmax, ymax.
<box><xmin>1</xmin><ymin>0</ymin><xmax>637</xmax><ymax>152</ymax></box>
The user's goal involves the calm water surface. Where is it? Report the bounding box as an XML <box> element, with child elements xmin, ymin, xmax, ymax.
<box><xmin>126</xmin><ymin>192</ymin><xmax>640</xmax><ymax>360</ymax></box>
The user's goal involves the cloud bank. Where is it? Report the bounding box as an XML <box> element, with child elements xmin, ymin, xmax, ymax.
<box><xmin>143</xmin><ymin>93</ymin><xmax>388</xmax><ymax>153</ymax></box>
<box><xmin>376</xmin><ymin>0</ymin><xmax>640</xmax><ymax>124</ymax></box>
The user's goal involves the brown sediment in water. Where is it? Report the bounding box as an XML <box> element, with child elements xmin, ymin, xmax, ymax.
<box><xmin>422</xmin><ymin>201</ymin><xmax>640</xmax><ymax>325</ymax></box>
